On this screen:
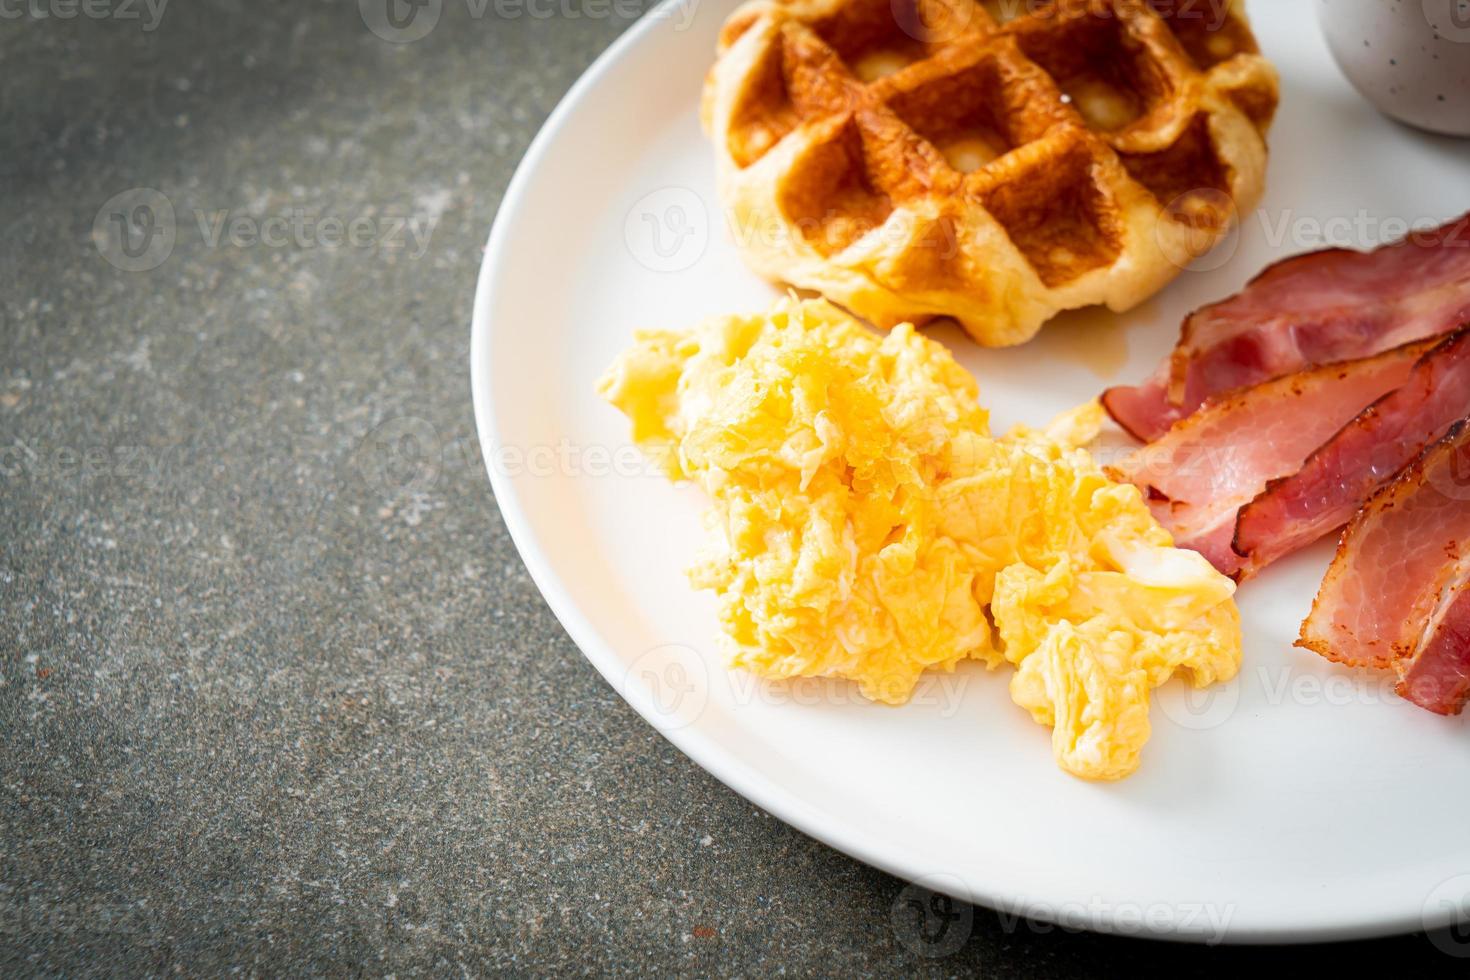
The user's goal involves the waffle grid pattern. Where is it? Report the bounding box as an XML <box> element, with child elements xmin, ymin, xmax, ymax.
<box><xmin>703</xmin><ymin>0</ymin><xmax>1278</xmax><ymax>345</ymax></box>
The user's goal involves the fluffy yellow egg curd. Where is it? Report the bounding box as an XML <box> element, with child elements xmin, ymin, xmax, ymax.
<box><xmin>598</xmin><ymin>299</ymin><xmax>1240</xmax><ymax>780</ymax></box>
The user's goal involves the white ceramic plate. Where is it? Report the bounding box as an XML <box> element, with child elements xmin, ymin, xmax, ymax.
<box><xmin>472</xmin><ymin>0</ymin><xmax>1470</xmax><ymax>943</ymax></box>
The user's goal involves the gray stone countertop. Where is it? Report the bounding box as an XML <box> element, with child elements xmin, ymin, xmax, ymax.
<box><xmin>0</xmin><ymin>1</ymin><xmax>1455</xmax><ymax>974</ymax></box>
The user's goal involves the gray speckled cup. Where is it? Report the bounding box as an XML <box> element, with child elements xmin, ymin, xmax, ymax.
<box><xmin>1318</xmin><ymin>0</ymin><xmax>1470</xmax><ymax>137</ymax></box>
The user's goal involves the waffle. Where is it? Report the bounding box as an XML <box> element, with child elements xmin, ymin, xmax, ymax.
<box><xmin>702</xmin><ymin>0</ymin><xmax>1278</xmax><ymax>346</ymax></box>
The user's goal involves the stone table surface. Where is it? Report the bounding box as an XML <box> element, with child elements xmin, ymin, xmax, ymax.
<box><xmin>0</xmin><ymin>2</ymin><xmax>1458</xmax><ymax>974</ymax></box>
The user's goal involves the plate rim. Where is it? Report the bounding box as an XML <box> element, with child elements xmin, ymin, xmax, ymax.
<box><xmin>470</xmin><ymin>0</ymin><xmax>1454</xmax><ymax>945</ymax></box>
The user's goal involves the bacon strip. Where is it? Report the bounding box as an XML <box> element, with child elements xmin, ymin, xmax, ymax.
<box><xmin>1103</xmin><ymin>213</ymin><xmax>1470</xmax><ymax>442</ymax></box>
<box><xmin>1399</xmin><ymin>575</ymin><xmax>1470</xmax><ymax>716</ymax></box>
<box><xmin>1110</xmin><ymin>341</ymin><xmax>1430</xmax><ymax>575</ymax></box>
<box><xmin>1299</xmin><ymin>421</ymin><xmax>1470</xmax><ymax>715</ymax></box>
<box><xmin>1233</xmin><ymin>327</ymin><xmax>1470</xmax><ymax>578</ymax></box>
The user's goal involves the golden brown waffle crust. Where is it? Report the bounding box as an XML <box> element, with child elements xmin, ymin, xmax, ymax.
<box><xmin>703</xmin><ymin>0</ymin><xmax>1279</xmax><ymax>346</ymax></box>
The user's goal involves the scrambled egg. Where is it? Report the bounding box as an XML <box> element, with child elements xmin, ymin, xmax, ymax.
<box><xmin>598</xmin><ymin>299</ymin><xmax>1240</xmax><ymax>780</ymax></box>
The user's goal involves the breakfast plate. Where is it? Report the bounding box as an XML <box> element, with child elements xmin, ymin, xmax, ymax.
<box><xmin>471</xmin><ymin>0</ymin><xmax>1470</xmax><ymax>943</ymax></box>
